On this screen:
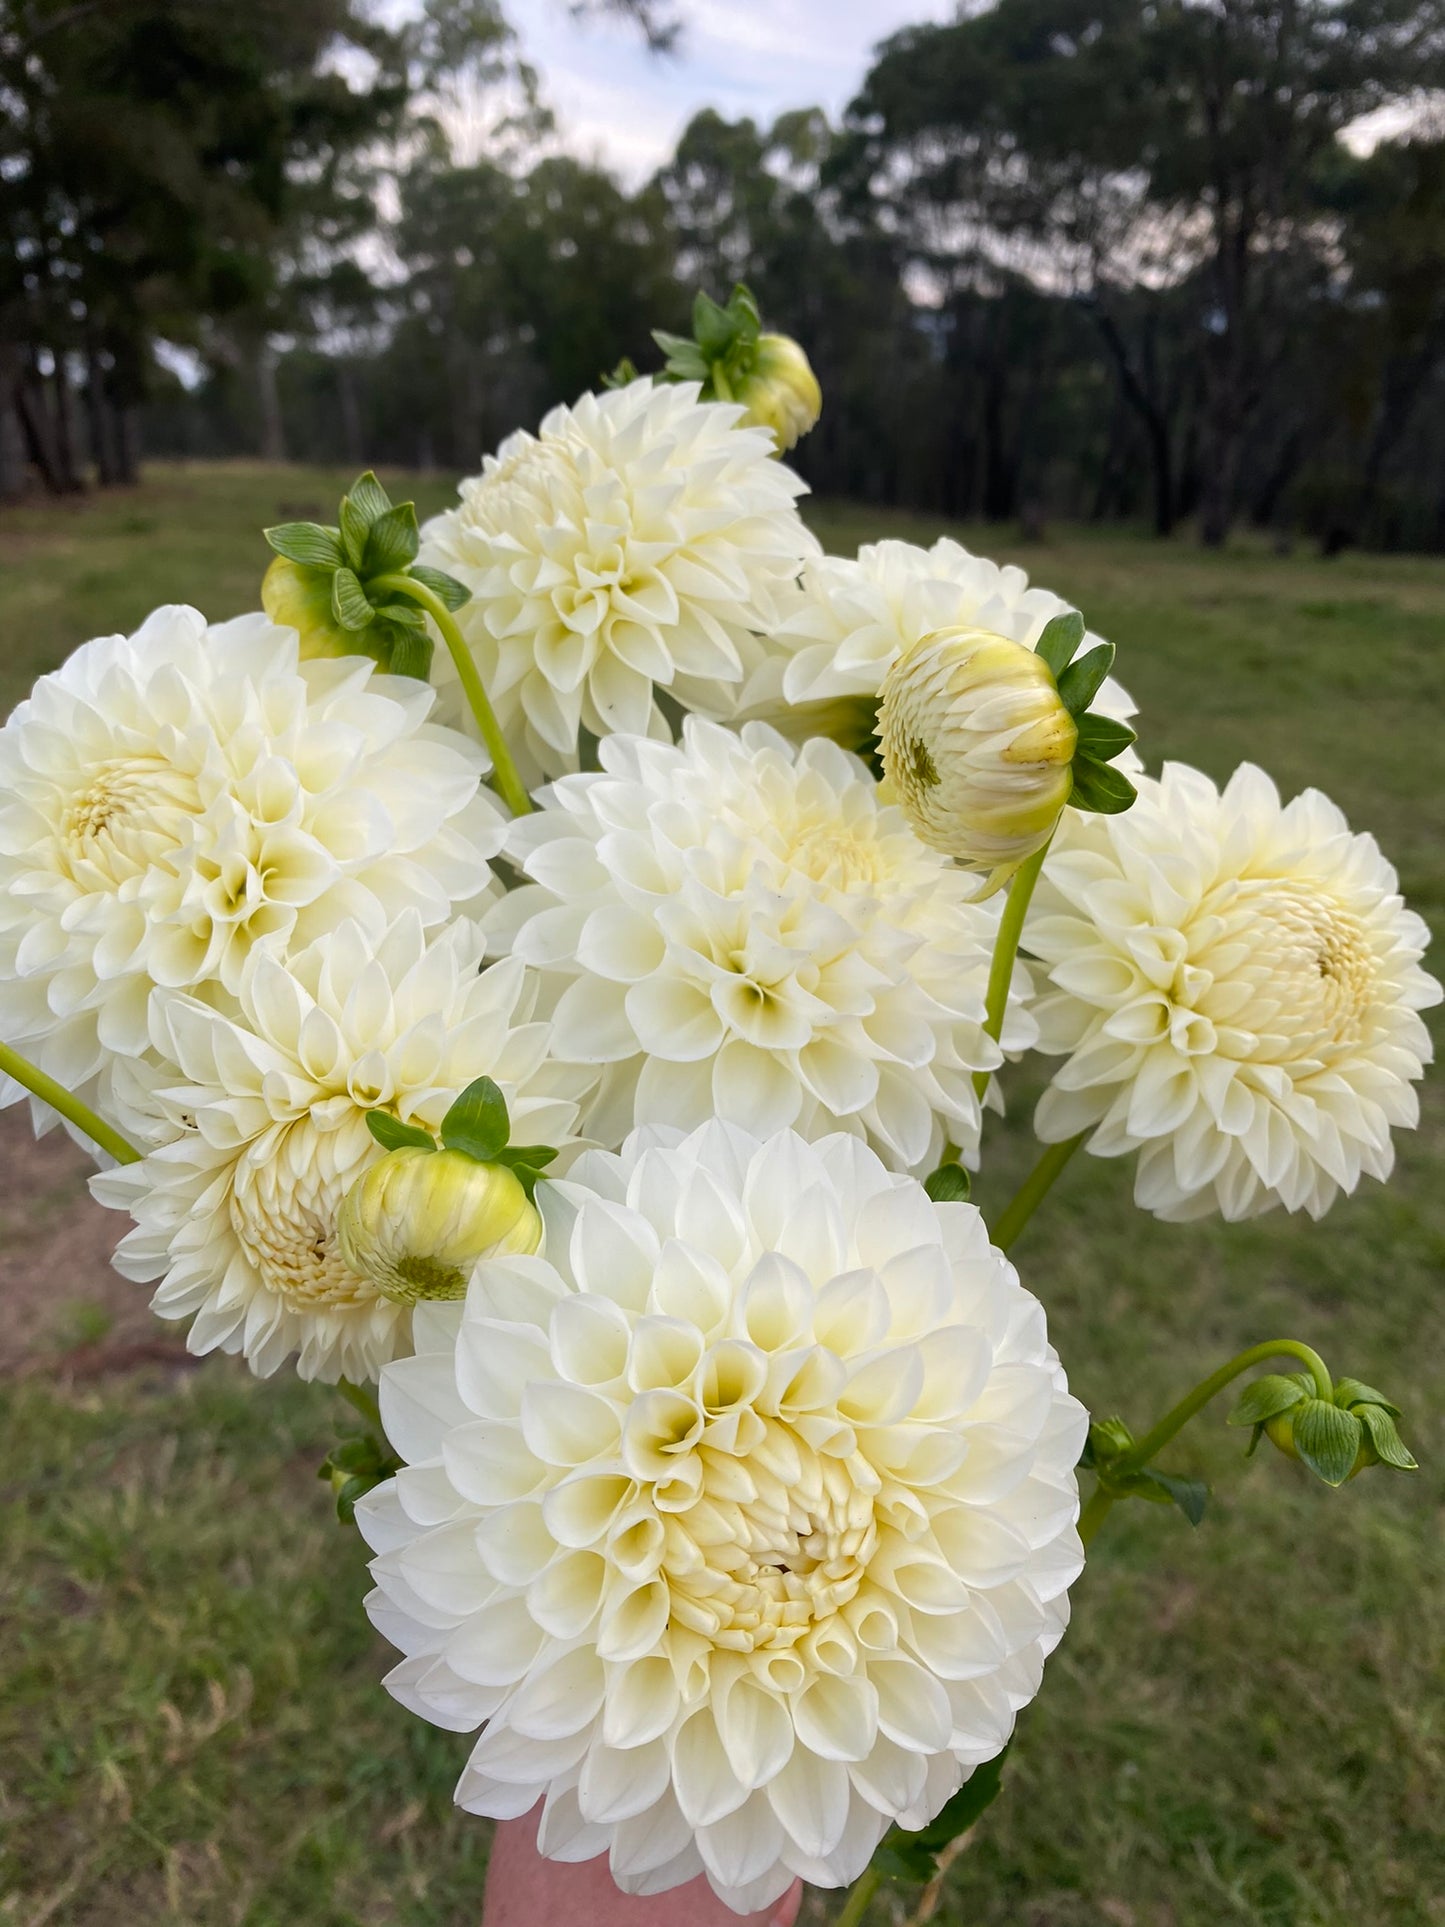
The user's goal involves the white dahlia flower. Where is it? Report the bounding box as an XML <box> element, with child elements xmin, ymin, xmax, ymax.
<box><xmin>418</xmin><ymin>380</ymin><xmax>818</xmax><ymax>781</ymax></box>
<box><xmin>486</xmin><ymin>718</ymin><xmax>1034</xmax><ymax>1172</ymax></box>
<box><xmin>358</xmin><ymin>1123</ymin><xmax>1086</xmax><ymax>1914</ymax></box>
<box><xmin>0</xmin><ymin>606</ymin><xmax>501</xmax><ymax>1140</ymax></box>
<box><xmin>90</xmin><ymin>915</ymin><xmax>585</xmax><ymax>1382</ymax></box>
<box><xmin>733</xmin><ymin>538</ymin><xmax>1134</xmax><ymax>746</ymax></box>
<box><xmin>1026</xmin><ymin>763</ymin><xmax>1441</xmax><ymax>1221</ymax></box>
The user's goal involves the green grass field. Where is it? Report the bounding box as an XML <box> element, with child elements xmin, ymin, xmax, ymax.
<box><xmin>1</xmin><ymin>466</ymin><xmax>1442</xmax><ymax>1927</ymax></box>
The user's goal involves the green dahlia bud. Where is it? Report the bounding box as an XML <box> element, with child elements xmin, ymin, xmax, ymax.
<box><xmin>261</xmin><ymin>554</ymin><xmax>361</xmax><ymax>660</ymax></box>
<box><xmin>1230</xmin><ymin>1373</ymin><xmax>1419</xmax><ymax>1487</ymax></box>
<box><xmin>737</xmin><ymin>334</ymin><xmax>823</xmax><ymax>451</ymax></box>
<box><xmin>879</xmin><ymin>627</ymin><xmax>1077</xmax><ymax>893</ymax></box>
<box><xmin>337</xmin><ymin>1146</ymin><xmax>542</xmax><ymax>1306</ymax></box>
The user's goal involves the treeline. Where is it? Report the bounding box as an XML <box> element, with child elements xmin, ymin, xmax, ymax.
<box><xmin>7</xmin><ymin>0</ymin><xmax>1445</xmax><ymax>550</ymax></box>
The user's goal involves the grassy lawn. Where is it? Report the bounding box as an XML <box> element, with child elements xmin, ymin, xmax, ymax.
<box><xmin>1</xmin><ymin>465</ymin><xmax>1442</xmax><ymax>1927</ymax></box>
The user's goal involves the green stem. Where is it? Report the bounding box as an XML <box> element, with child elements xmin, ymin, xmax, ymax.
<box><xmin>972</xmin><ymin>840</ymin><xmax>1050</xmax><ymax>1102</ymax></box>
<box><xmin>0</xmin><ymin>1040</ymin><xmax>140</xmax><ymax>1165</ymax></box>
<box><xmin>833</xmin><ymin>1865</ymin><xmax>882</xmax><ymax>1927</ymax></box>
<box><xmin>374</xmin><ymin>573</ymin><xmax>532</xmax><ymax>818</ymax></box>
<box><xmin>337</xmin><ymin>1378</ymin><xmax>383</xmax><ymax>1432</ymax></box>
<box><xmin>990</xmin><ymin>1133</ymin><xmax>1085</xmax><ymax>1252</ymax></box>
<box><xmin>1081</xmin><ymin>1339</ymin><xmax>1334</xmax><ymax>1550</ymax></box>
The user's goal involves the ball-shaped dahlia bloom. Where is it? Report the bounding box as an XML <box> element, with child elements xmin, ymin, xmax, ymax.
<box><xmin>879</xmin><ymin>628</ymin><xmax>1079</xmax><ymax>892</ymax></box>
<box><xmin>358</xmin><ymin>1123</ymin><xmax>1086</xmax><ymax>1914</ymax></box>
<box><xmin>1026</xmin><ymin>762</ymin><xmax>1441</xmax><ymax>1220</ymax></box>
<box><xmin>91</xmin><ymin>915</ymin><xmax>585</xmax><ymax>1381</ymax></box>
<box><xmin>730</xmin><ymin>538</ymin><xmax>1134</xmax><ymax>749</ymax></box>
<box><xmin>417</xmin><ymin>380</ymin><xmax>819</xmax><ymax>782</ymax></box>
<box><xmin>485</xmin><ymin>718</ymin><xmax>1035</xmax><ymax>1172</ymax></box>
<box><xmin>0</xmin><ymin>606</ymin><xmax>501</xmax><ymax>1141</ymax></box>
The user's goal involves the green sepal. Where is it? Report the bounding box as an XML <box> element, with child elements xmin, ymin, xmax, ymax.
<box><xmin>440</xmin><ymin>1076</ymin><xmax>512</xmax><ymax>1164</ymax></box>
<box><xmin>1334</xmin><ymin>1377</ymin><xmax>1401</xmax><ymax>1417</ymax></box>
<box><xmin>1228</xmin><ymin>1373</ymin><xmax>1310</xmax><ymax>1428</ymax></box>
<box><xmin>363</xmin><ymin>502</ymin><xmax>421</xmax><ymax>575</ymax></box>
<box><xmin>1035</xmin><ymin>611</ymin><xmax>1085</xmax><ymax>679</ymax></box>
<box><xmin>331</xmin><ymin>567</ymin><xmax>375</xmax><ymax>631</ymax></box>
<box><xmin>348</xmin><ymin>470</ymin><xmax>394</xmax><ymax>527</ymax></box>
<box><xmin>366</xmin><ymin>1111</ymin><xmax>437</xmax><ymax>1153</ymax></box>
<box><xmin>369</xmin><ymin>602</ymin><xmax>427</xmax><ymax>630</ymax></box>
<box><xmin>872</xmin><ymin>1745</ymin><xmax>1010</xmax><ymax>1883</ymax></box>
<box><xmin>924</xmin><ymin>1162</ymin><xmax>971</xmax><ymax>1204</ymax></box>
<box><xmin>602</xmin><ymin>356</ymin><xmax>641</xmax><ymax>389</ymax></box>
<box><xmin>386</xmin><ymin>629</ymin><xmax>435</xmax><ymax>680</ymax></box>
<box><xmin>1136</xmin><ymin>1467</ymin><xmax>1209</xmax><ymax>1525</ymax></box>
<box><xmin>317</xmin><ymin>1428</ymin><xmax>400</xmax><ymax>1525</ymax></box>
<box><xmin>1357</xmin><ymin>1402</ymin><xmax>1418</xmax><ymax>1470</ymax></box>
<box><xmin>1070</xmin><ymin>756</ymin><xmax>1137</xmax><ymax>814</ymax></box>
<box><xmin>1075</xmin><ymin>713</ymin><xmax>1137</xmax><ymax>761</ymax></box>
<box><xmin>339</xmin><ymin>495</ymin><xmax>371</xmax><ymax>571</ymax></box>
<box><xmin>1292</xmin><ymin>1397</ymin><xmax>1363</xmax><ymax>1487</ymax></box>
<box><xmin>652</xmin><ymin>330</ymin><xmax>710</xmax><ymax>382</ymax></box>
<box><xmin>1056</xmin><ymin>642</ymin><xmax>1115</xmax><ymax>716</ymax></box>
<box><xmin>493</xmin><ymin>1142</ymin><xmax>560</xmax><ymax>1201</ymax></box>
<box><xmin>265</xmin><ymin>521</ymin><xmax>345</xmax><ymax>569</ymax></box>
<box><xmin>406</xmin><ymin>564</ymin><xmax>472</xmax><ymax>612</ymax></box>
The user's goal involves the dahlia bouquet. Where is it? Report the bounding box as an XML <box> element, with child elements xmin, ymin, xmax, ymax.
<box><xmin>1</xmin><ymin>288</ymin><xmax>1437</xmax><ymax>1920</ymax></box>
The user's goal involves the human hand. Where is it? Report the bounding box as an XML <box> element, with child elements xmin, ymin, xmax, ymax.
<box><xmin>481</xmin><ymin>1810</ymin><xmax>804</xmax><ymax>1926</ymax></box>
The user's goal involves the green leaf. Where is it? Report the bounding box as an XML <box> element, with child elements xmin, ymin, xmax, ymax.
<box><xmin>369</xmin><ymin>602</ymin><xmax>427</xmax><ymax>630</ymax></box>
<box><xmin>1056</xmin><ymin>642</ymin><xmax>1115</xmax><ymax>716</ymax></box>
<box><xmin>1069</xmin><ymin>756</ymin><xmax>1137</xmax><ymax>814</ymax></box>
<box><xmin>874</xmin><ymin>1745</ymin><xmax>1011</xmax><ymax>1882</ymax></box>
<box><xmin>924</xmin><ymin>1161</ymin><xmax>971</xmax><ymax>1203</ymax></box>
<box><xmin>363</xmin><ymin>502</ymin><xmax>420</xmax><ymax>575</ymax></box>
<box><xmin>1075</xmin><ymin>713</ymin><xmax>1138</xmax><ymax>762</ymax></box>
<box><xmin>440</xmin><ymin>1076</ymin><xmax>511</xmax><ymax>1163</ymax></box>
<box><xmin>1229</xmin><ymin>1374</ymin><xmax>1310</xmax><ymax>1428</ymax></box>
<box><xmin>264</xmin><ymin>521</ymin><xmax>345</xmax><ymax>569</ymax></box>
<box><xmin>1292</xmin><ymin>1398</ymin><xmax>1363</xmax><ymax>1487</ymax></box>
<box><xmin>1035</xmin><ymin>611</ymin><xmax>1085</xmax><ymax>679</ymax></box>
<box><xmin>692</xmin><ymin>290</ymin><xmax>737</xmax><ymax>358</ymax></box>
<box><xmin>406</xmin><ymin>564</ymin><xmax>472</xmax><ymax>612</ymax></box>
<box><xmin>366</xmin><ymin>1111</ymin><xmax>436</xmax><ymax>1153</ymax></box>
<box><xmin>1334</xmin><ymin>1377</ymin><xmax>1401</xmax><ymax>1417</ymax></box>
<box><xmin>1357</xmin><ymin>1403</ymin><xmax>1419</xmax><ymax>1471</ymax></box>
<box><xmin>348</xmin><ymin>470</ymin><xmax>393</xmax><ymax>526</ymax></box>
<box><xmin>1138</xmin><ymin>1468</ymin><xmax>1209</xmax><ymax>1525</ymax></box>
<box><xmin>338</xmin><ymin>495</ymin><xmax>371</xmax><ymax>571</ymax></box>
<box><xmin>386</xmin><ymin>629</ymin><xmax>435</xmax><ymax>680</ymax></box>
<box><xmin>495</xmin><ymin>1144</ymin><xmax>559</xmax><ymax>1172</ymax></box>
<box><xmin>331</xmin><ymin>567</ymin><xmax>374</xmax><ymax>632</ymax></box>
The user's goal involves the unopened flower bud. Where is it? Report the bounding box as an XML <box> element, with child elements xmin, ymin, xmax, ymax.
<box><xmin>337</xmin><ymin>1147</ymin><xmax>541</xmax><ymax>1305</ymax></box>
<box><xmin>1230</xmin><ymin>1372</ymin><xmax>1418</xmax><ymax>1488</ymax></box>
<box><xmin>738</xmin><ymin>334</ymin><xmax>822</xmax><ymax>451</ymax></box>
<box><xmin>878</xmin><ymin>626</ymin><xmax>1077</xmax><ymax>892</ymax></box>
<box><xmin>261</xmin><ymin>555</ymin><xmax>358</xmax><ymax>660</ymax></box>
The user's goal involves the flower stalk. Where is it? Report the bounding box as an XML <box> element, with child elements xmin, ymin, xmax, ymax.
<box><xmin>371</xmin><ymin>572</ymin><xmax>532</xmax><ymax>817</ymax></box>
<box><xmin>0</xmin><ymin>1039</ymin><xmax>140</xmax><ymax>1166</ymax></box>
<box><xmin>990</xmin><ymin>1132</ymin><xmax>1085</xmax><ymax>1251</ymax></box>
<box><xmin>833</xmin><ymin>1866</ymin><xmax>882</xmax><ymax>1926</ymax></box>
<box><xmin>972</xmin><ymin>837</ymin><xmax>1050</xmax><ymax>1102</ymax></box>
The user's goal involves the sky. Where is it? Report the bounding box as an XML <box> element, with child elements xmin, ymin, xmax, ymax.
<box><xmin>506</xmin><ymin>0</ymin><xmax>955</xmax><ymax>181</ymax></box>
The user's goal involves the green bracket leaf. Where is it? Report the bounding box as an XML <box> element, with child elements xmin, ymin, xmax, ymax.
<box><xmin>1070</xmin><ymin>757</ymin><xmax>1137</xmax><ymax>814</ymax></box>
<box><xmin>1356</xmin><ymin>1403</ymin><xmax>1418</xmax><ymax>1470</ymax></box>
<box><xmin>406</xmin><ymin>564</ymin><xmax>472</xmax><ymax>611</ymax></box>
<box><xmin>1056</xmin><ymin>642</ymin><xmax>1115</xmax><ymax>716</ymax></box>
<box><xmin>331</xmin><ymin>567</ymin><xmax>375</xmax><ymax>631</ymax></box>
<box><xmin>1035</xmin><ymin>611</ymin><xmax>1085</xmax><ymax>679</ymax></box>
<box><xmin>366</xmin><ymin>1112</ymin><xmax>436</xmax><ymax>1153</ymax></box>
<box><xmin>923</xmin><ymin>1162</ymin><xmax>971</xmax><ymax>1203</ymax></box>
<box><xmin>1228</xmin><ymin>1373</ymin><xmax>1310</xmax><ymax>1428</ymax></box>
<box><xmin>363</xmin><ymin>502</ymin><xmax>421</xmax><ymax>575</ymax></box>
<box><xmin>1075</xmin><ymin>713</ymin><xmax>1137</xmax><ymax>761</ymax></box>
<box><xmin>264</xmin><ymin>521</ymin><xmax>345</xmax><ymax>569</ymax></box>
<box><xmin>1292</xmin><ymin>1397</ymin><xmax>1363</xmax><ymax>1487</ymax></box>
<box><xmin>440</xmin><ymin>1077</ymin><xmax>512</xmax><ymax>1164</ymax></box>
<box><xmin>348</xmin><ymin>471</ymin><xmax>394</xmax><ymax>526</ymax></box>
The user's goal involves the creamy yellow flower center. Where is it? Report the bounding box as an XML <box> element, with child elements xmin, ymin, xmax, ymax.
<box><xmin>61</xmin><ymin>757</ymin><xmax>201</xmax><ymax>884</ymax></box>
<box><xmin>1195</xmin><ymin>878</ymin><xmax>1377</xmax><ymax>1058</ymax></box>
<box><xmin>650</xmin><ymin>1418</ymin><xmax>881</xmax><ymax>1659</ymax></box>
<box><xmin>229</xmin><ymin>1140</ymin><xmax>378</xmax><ymax>1312</ymax></box>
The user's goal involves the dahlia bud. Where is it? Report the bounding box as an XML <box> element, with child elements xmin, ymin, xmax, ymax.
<box><xmin>337</xmin><ymin>1146</ymin><xmax>541</xmax><ymax>1305</ymax></box>
<box><xmin>1229</xmin><ymin>1373</ymin><xmax>1418</xmax><ymax>1487</ymax></box>
<box><xmin>878</xmin><ymin>626</ymin><xmax>1078</xmax><ymax>892</ymax></box>
<box><xmin>738</xmin><ymin>334</ymin><xmax>823</xmax><ymax>451</ymax></box>
<box><xmin>261</xmin><ymin>555</ymin><xmax>359</xmax><ymax>661</ymax></box>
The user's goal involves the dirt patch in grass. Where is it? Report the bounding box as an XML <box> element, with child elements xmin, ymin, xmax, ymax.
<box><xmin>0</xmin><ymin>1108</ymin><xmax>171</xmax><ymax>1375</ymax></box>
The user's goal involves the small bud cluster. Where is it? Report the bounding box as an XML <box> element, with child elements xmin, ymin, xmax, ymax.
<box><xmin>651</xmin><ymin>283</ymin><xmax>823</xmax><ymax>450</ymax></box>
<box><xmin>261</xmin><ymin>471</ymin><xmax>471</xmax><ymax>676</ymax></box>
<box><xmin>1229</xmin><ymin>1373</ymin><xmax>1418</xmax><ymax>1486</ymax></box>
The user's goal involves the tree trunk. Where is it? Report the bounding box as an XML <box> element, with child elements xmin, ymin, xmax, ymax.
<box><xmin>337</xmin><ymin>360</ymin><xmax>364</xmax><ymax>467</ymax></box>
<box><xmin>51</xmin><ymin>355</ymin><xmax>85</xmax><ymax>492</ymax></box>
<box><xmin>14</xmin><ymin>366</ymin><xmax>70</xmax><ymax>493</ymax></box>
<box><xmin>85</xmin><ymin>343</ymin><xmax>119</xmax><ymax>485</ymax></box>
<box><xmin>255</xmin><ymin>345</ymin><xmax>286</xmax><ymax>463</ymax></box>
<box><xmin>1083</xmin><ymin>300</ymin><xmax>1178</xmax><ymax>537</ymax></box>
